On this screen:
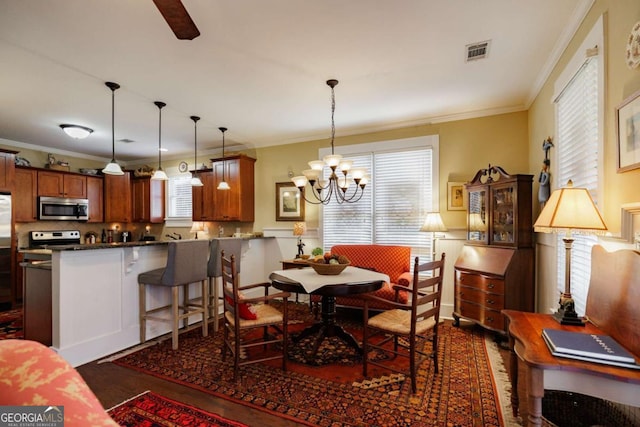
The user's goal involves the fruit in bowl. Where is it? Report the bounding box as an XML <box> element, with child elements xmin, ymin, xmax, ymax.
<box><xmin>309</xmin><ymin>254</ymin><xmax>350</xmax><ymax>275</ymax></box>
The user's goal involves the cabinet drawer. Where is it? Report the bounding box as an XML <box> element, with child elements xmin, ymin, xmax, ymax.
<box><xmin>456</xmin><ymin>272</ymin><xmax>505</xmax><ymax>294</ymax></box>
<box><xmin>457</xmin><ymin>300</ymin><xmax>505</xmax><ymax>331</ymax></box>
<box><xmin>457</xmin><ymin>285</ymin><xmax>505</xmax><ymax>310</ymax></box>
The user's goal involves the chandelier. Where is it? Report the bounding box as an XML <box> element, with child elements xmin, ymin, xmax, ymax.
<box><xmin>291</xmin><ymin>79</ymin><xmax>369</xmax><ymax>204</ymax></box>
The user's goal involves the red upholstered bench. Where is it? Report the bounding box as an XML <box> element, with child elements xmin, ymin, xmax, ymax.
<box><xmin>311</xmin><ymin>244</ymin><xmax>412</xmax><ymax>311</ymax></box>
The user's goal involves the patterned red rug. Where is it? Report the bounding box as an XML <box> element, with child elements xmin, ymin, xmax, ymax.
<box><xmin>107</xmin><ymin>391</ymin><xmax>248</xmax><ymax>427</ymax></box>
<box><xmin>0</xmin><ymin>309</ymin><xmax>23</xmax><ymax>340</ymax></box>
<box><xmin>113</xmin><ymin>303</ymin><xmax>513</xmax><ymax>426</ymax></box>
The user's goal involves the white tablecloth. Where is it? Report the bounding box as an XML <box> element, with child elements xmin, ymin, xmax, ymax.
<box><xmin>270</xmin><ymin>266</ymin><xmax>389</xmax><ymax>294</ymax></box>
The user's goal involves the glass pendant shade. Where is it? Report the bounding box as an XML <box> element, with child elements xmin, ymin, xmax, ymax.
<box><xmin>151</xmin><ymin>169</ymin><xmax>168</xmax><ymax>180</ymax></box>
<box><xmin>190</xmin><ymin>176</ymin><xmax>203</xmax><ymax>186</ymax></box>
<box><xmin>217</xmin><ymin>180</ymin><xmax>230</xmax><ymax>190</ymax></box>
<box><xmin>102</xmin><ymin>81</ymin><xmax>124</xmax><ymax>175</ymax></box>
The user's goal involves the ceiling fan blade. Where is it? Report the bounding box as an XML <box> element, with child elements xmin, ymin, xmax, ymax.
<box><xmin>152</xmin><ymin>0</ymin><xmax>200</xmax><ymax>40</ymax></box>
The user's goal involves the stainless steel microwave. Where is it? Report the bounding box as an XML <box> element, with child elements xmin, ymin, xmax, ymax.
<box><xmin>38</xmin><ymin>196</ymin><xmax>89</xmax><ymax>221</ymax></box>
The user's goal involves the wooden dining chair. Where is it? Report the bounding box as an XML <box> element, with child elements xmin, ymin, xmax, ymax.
<box><xmin>221</xmin><ymin>251</ymin><xmax>291</xmax><ymax>381</ymax></box>
<box><xmin>361</xmin><ymin>253</ymin><xmax>446</xmax><ymax>393</ymax></box>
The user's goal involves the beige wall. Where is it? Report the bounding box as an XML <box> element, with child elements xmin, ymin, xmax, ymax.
<box><xmin>528</xmin><ymin>0</ymin><xmax>640</xmax><ymax>313</ymax></box>
<box><xmin>253</xmin><ymin>111</ymin><xmax>530</xmax><ymax>233</ymax></box>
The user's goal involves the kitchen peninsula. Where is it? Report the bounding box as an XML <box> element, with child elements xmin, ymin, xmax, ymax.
<box><xmin>21</xmin><ymin>236</ymin><xmax>278</xmax><ymax>367</ymax></box>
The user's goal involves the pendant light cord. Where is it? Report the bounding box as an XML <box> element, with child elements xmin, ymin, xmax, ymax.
<box><xmin>154</xmin><ymin>101</ymin><xmax>166</xmax><ymax>170</ymax></box>
<box><xmin>191</xmin><ymin>116</ymin><xmax>200</xmax><ymax>177</ymax></box>
<box><xmin>219</xmin><ymin>127</ymin><xmax>227</xmax><ymax>181</ymax></box>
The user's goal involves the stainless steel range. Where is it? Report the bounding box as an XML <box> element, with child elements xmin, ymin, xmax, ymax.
<box><xmin>29</xmin><ymin>230</ymin><xmax>81</xmax><ymax>249</ymax></box>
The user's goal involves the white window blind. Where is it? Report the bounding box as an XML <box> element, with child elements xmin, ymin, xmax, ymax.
<box><xmin>167</xmin><ymin>175</ymin><xmax>193</xmax><ymax>218</ymax></box>
<box><xmin>554</xmin><ymin>56</ymin><xmax>599</xmax><ymax>315</ymax></box>
<box><xmin>322</xmin><ymin>141</ymin><xmax>436</xmax><ymax>263</ymax></box>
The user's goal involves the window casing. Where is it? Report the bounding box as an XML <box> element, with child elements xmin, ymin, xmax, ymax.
<box><xmin>321</xmin><ymin>136</ymin><xmax>439</xmax><ymax>263</ymax></box>
<box><xmin>166</xmin><ymin>174</ymin><xmax>193</xmax><ymax>225</ymax></box>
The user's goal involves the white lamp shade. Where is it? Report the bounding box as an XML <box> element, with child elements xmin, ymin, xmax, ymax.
<box><xmin>534</xmin><ymin>181</ymin><xmax>607</xmax><ymax>234</ymax></box>
<box><xmin>217</xmin><ymin>180</ymin><xmax>230</xmax><ymax>190</ymax></box>
<box><xmin>291</xmin><ymin>175</ymin><xmax>308</xmax><ymax>187</ymax></box>
<box><xmin>190</xmin><ymin>221</ymin><xmax>205</xmax><ymax>232</ymax></box>
<box><xmin>102</xmin><ymin>161</ymin><xmax>124</xmax><ymax>175</ymax></box>
<box><xmin>468</xmin><ymin>213</ymin><xmax>487</xmax><ymax>232</ymax></box>
<box><xmin>293</xmin><ymin>222</ymin><xmax>307</xmax><ymax>236</ymax></box>
<box><xmin>190</xmin><ymin>176</ymin><xmax>203</xmax><ymax>186</ymax></box>
<box><xmin>420</xmin><ymin>212</ymin><xmax>448</xmax><ymax>232</ymax></box>
<box><xmin>151</xmin><ymin>169</ymin><xmax>168</xmax><ymax>180</ymax></box>
<box><xmin>308</xmin><ymin>160</ymin><xmax>325</xmax><ymax>171</ymax></box>
<box><xmin>323</xmin><ymin>154</ymin><xmax>343</xmax><ymax>168</ymax></box>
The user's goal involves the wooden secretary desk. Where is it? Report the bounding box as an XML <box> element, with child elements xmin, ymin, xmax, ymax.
<box><xmin>452</xmin><ymin>165</ymin><xmax>535</xmax><ymax>335</ymax></box>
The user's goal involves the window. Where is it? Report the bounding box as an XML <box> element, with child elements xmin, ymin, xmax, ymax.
<box><xmin>553</xmin><ymin>17</ymin><xmax>603</xmax><ymax>315</ymax></box>
<box><xmin>321</xmin><ymin>136</ymin><xmax>439</xmax><ymax>263</ymax></box>
<box><xmin>166</xmin><ymin>174</ymin><xmax>193</xmax><ymax>221</ymax></box>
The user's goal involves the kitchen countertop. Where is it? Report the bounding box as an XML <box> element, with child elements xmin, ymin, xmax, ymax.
<box><xmin>18</xmin><ymin>236</ymin><xmax>274</xmax><ymax>252</ymax></box>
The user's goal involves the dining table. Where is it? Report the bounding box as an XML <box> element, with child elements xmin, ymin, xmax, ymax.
<box><xmin>269</xmin><ymin>266</ymin><xmax>388</xmax><ymax>363</ymax></box>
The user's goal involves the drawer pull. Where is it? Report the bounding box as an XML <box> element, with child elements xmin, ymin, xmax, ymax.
<box><xmin>487</xmin><ymin>283</ymin><xmax>495</xmax><ymax>289</ymax></box>
<box><xmin>487</xmin><ymin>299</ymin><xmax>494</xmax><ymax>305</ymax></box>
<box><xmin>486</xmin><ymin>316</ymin><xmax>493</xmax><ymax>322</ymax></box>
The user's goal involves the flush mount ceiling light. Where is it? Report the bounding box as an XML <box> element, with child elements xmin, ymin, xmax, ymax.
<box><xmin>190</xmin><ymin>115</ymin><xmax>203</xmax><ymax>187</ymax></box>
<box><xmin>60</xmin><ymin>124</ymin><xmax>93</xmax><ymax>139</ymax></box>
<box><xmin>151</xmin><ymin>101</ymin><xmax>169</xmax><ymax>181</ymax></box>
<box><xmin>102</xmin><ymin>82</ymin><xmax>124</xmax><ymax>176</ymax></box>
<box><xmin>216</xmin><ymin>127</ymin><xmax>230</xmax><ymax>190</ymax></box>
<box><xmin>291</xmin><ymin>79</ymin><xmax>370</xmax><ymax>204</ymax></box>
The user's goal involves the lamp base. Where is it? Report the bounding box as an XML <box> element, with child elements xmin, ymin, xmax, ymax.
<box><xmin>553</xmin><ymin>296</ymin><xmax>585</xmax><ymax>326</ymax></box>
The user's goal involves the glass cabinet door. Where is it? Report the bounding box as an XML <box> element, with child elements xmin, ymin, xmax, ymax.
<box><xmin>490</xmin><ymin>184</ymin><xmax>515</xmax><ymax>245</ymax></box>
<box><xmin>467</xmin><ymin>187</ymin><xmax>488</xmax><ymax>243</ymax></box>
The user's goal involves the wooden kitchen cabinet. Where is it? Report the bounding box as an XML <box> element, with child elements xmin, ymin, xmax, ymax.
<box><xmin>104</xmin><ymin>172</ymin><xmax>131</xmax><ymax>223</ymax></box>
<box><xmin>192</xmin><ymin>169</ymin><xmax>215</xmax><ymax>221</ymax></box>
<box><xmin>211</xmin><ymin>154</ymin><xmax>255</xmax><ymax>222</ymax></box>
<box><xmin>15</xmin><ymin>167</ymin><xmax>38</xmax><ymax>222</ymax></box>
<box><xmin>0</xmin><ymin>149</ymin><xmax>17</xmax><ymax>192</ymax></box>
<box><xmin>37</xmin><ymin>170</ymin><xmax>87</xmax><ymax>198</ymax></box>
<box><xmin>132</xmin><ymin>176</ymin><xmax>165</xmax><ymax>223</ymax></box>
<box><xmin>453</xmin><ymin>165</ymin><xmax>534</xmax><ymax>335</ymax></box>
<box><xmin>86</xmin><ymin>175</ymin><xmax>103</xmax><ymax>223</ymax></box>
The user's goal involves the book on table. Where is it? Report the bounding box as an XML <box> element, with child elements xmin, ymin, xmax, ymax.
<box><xmin>542</xmin><ymin>328</ymin><xmax>640</xmax><ymax>369</ymax></box>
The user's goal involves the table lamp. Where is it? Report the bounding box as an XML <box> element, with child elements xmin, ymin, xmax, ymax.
<box><xmin>190</xmin><ymin>221</ymin><xmax>205</xmax><ymax>239</ymax></box>
<box><xmin>420</xmin><ymin>212</ymin><xmax>448</xmax><ymax>260</ymax></box>
<box><xmin>293</xmin><ymin>222</ymin><xmax>307</xmax><ymax>258</ymax></box>
<box><xmin>533</xmin><ymin>180</ymin><xmax>607</xmax><ymax>325</ymax></box>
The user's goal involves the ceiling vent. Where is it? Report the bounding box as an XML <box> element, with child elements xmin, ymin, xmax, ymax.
<box><xmin>466</xmin><ymin>40</ymin><xmax>490</xmax><ymax>62</ymax></box>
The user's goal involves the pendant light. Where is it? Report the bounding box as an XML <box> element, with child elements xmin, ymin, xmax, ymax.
<box><xmin>151</xmin><ymin>101</ymin><xmax>168</xmax><ymax>180</ymax></box>
<box><xmin>190</xmin><ymin>115</ymin><xmax>203</xmax><ymax>187</ymax></box>
<box><xmin>217</xmin><ymin>127</ymin><xmax>230</xmax><ymax>190</ymax></box>
<box><xmin>102</xmin><ymin>82</ymin><xmax>124</xmax><ymax>175</ymax></box>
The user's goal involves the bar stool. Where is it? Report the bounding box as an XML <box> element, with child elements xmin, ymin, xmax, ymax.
<box><xmin>208</xmin><ymin>238</ymin><xmax>242</xmax><ymax>332</ymax></box>
<box><xmin>139</xmin><ymin>239</ymin><xmax>210</xmax><ymax>350</ymax></box>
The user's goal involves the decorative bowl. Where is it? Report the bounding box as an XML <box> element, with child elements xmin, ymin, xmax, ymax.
<box><xmin>79</xmin><ymin>168</ymin><xmax>99</xmax><ymax>175</ymax></box>
<box><xmin>310</xmin><ymin>261</ymin><xmax>350</xmax><ymax>275</ymax></box>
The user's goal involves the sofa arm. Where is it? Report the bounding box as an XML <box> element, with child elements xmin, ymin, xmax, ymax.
<box><xmin>397</xmin><ymin>271</ymin><xmax>413</xmax><ymax>287</ymax></box>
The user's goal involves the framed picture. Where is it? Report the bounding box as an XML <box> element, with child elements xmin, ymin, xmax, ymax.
<box><xmin>447</xmin><ymin>182</ymin><xmax>466</xmax><ymax>211</ymax></box>
<box><xmin>616</xmin><ymin>88</ymin><xmax>640</xmax><ymax>172</ymax></box>
<box><xmin>276</xmin><ymin>182</ymin><xmax>305</xmax><ymax>221</ymax></box>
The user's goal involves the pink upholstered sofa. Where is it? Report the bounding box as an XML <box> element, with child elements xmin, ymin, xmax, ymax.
<box><xmin>312</xmin><ymin>244</ymin><xmax>413</xmax><ymax>310</ymax></box>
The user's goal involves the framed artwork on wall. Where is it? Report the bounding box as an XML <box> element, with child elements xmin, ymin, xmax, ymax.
<box><xmin>447</xmin><ymin>182</ymin><xmax>466</xmax><ymax>211</ymax></box>
<box><xmin>616</xmin><ymin>88</ymin><xmax>640</xmax><ymax>172</ymax></box>
<box><xmin>276</xmin><ymin>182</ymin><xmax>305</xmax><ymax>221</ymax></box>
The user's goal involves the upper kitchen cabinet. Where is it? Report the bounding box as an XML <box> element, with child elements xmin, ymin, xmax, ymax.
<box><xmin>86</xmin><ymin>175</ymin><xmax>103</xmax><ymax>223</ymax></box>
<box><xmin>192</xmin><ymin>170</ymin><xmax>215</xmax><ymax>221</ymax></box>
<box><xmin>37</xmin><ymin>170</ymin><xmax>87</xmax><ymax>199</ymax></box>
<box><xmin>0</xmin><ymin>149</ymin><xmax>17</xmax><ymax>193</ymax></box>
<box><xmin>132</xmin><ymin>176</ymin><xmax>165</xmax><ymax>223</ymax></box>
<box><xmin>104</xmin><ymin>172</ymin><xmax>131</xmax><ymax>223</ymax></box>
<box><xmin>15</xmin><ymin>167</ymin><xmax>37</xmax><ymax>222</ymax></box>
<box><xmin>465</xmin><ymin>165</ymin><xmax>533</xmax><ymax>248</ymax></box>
<box><xmin>211</xmin><ymin>155</ymin><xmax>255</xmax><ymax>222</ymax></box>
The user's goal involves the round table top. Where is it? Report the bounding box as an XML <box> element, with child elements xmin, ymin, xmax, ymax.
<box><xmin>269</xmin><ymin>272</ymin><xmax>383</xmax><ymax>297</ymax></box>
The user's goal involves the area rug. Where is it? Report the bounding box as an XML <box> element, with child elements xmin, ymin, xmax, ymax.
<box><xmin>0</xmin><ymin>309</ymin><xmax>23</xmax><ymax>340</ymax></box>
<box><xmin>107</xmin><ymin>390</ymin><xmax>248</xmax><ymax>427</ymax></box>
<box><xmin>113</xmin><ymin>303</ymin><xmax>517</xmax><ymax>426</ymax></box>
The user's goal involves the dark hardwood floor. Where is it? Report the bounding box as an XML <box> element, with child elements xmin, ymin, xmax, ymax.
<box><xmin>77</xmin><ymin>354</ymin><xmax>303</xmax><ymax>427</ymax></box>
